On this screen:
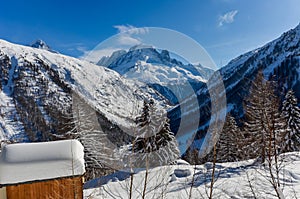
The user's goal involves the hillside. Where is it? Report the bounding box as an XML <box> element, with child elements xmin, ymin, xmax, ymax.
<box><xmin>0</xmin><ymin>39</ymin><xmax>168</xmax><ymax>177</ymax></box>
<box><xmin>168</xmin><ymin>23</ymin><xmax>300</xmax><ymax>154</ymax></box>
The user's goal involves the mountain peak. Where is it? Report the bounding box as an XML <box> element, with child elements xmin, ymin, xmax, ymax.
<box><xmin>30</xmin><ymin>39</ymin><xmax>51</xmax><ymax>50</ymax></box>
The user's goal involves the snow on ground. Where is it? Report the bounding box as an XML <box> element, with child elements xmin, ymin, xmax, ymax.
<box><xmin>84</xmin><ymin>152</ymin><xmax>300</xmax><ymax>199</ymax></box>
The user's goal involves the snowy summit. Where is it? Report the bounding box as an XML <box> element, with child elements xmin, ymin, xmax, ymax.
<box><xmin>30</xmin><ymin>39</ymin><xmax>51</xmax><ymax>50</ymax></box>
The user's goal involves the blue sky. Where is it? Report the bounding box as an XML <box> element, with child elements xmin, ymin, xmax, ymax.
<box><xmin>0</xmin><ymin>0</ymin><xmax>300</xmax><ymax>68</ymax></box>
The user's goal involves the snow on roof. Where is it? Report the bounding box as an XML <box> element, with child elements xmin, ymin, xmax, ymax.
<box><xmin>0</xmin><ymin>140</ymin><xmax>85</xmax><ymax>185</ymax></box>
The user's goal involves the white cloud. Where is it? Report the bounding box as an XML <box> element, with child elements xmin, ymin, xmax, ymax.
<box><xmin>117</xmin><ymin>35</ymin><xmax>141</xmax><ymax>46</ymax></box>
<box><xmin>75</xmin><ymin>46</ymin><xmax>88</xmax><ymax>53</ymax></box>
<box><xmin>218</xmin><ymin>10</ymin><xmax>238</xmax><ymax>27</ymax></box>
<box><xmin>114</xmin><ymin>24</ymin><xmax>148</xmax><ymax>34</ymax></box>
<box><xmin>58</xmin><ymin>42</ymin><xmax>88</xmax><ymax>53</ymax></box>
<box><xmin>82</xmin><ymin>25</ymin><xmax>148</xmax><ymax>63</ymax></box>
<box><xmin>113</xmin><ymin>24</ymin><xmax>148</xmax><ymax>46</ymax></box>
<box><xmin>114</xmin><ymin>24</ymin><xmax>135</xmax><ymax>33</ymax></box>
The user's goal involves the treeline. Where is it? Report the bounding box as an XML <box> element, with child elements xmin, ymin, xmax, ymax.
<box><xmin>187</xmin><ymin>70</ymin><xmax>300</xmax><ymax>164</ymax></box>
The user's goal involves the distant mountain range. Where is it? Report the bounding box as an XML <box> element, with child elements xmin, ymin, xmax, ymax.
<box><xmin>97</xmin><ymin>45</ymin><xmax>214</xmax><ymax>104</ymax></box>
<box><xmin>0</xmin><ymin>22</ymin><xmax>299</xmax><ymax>157</ymax></box>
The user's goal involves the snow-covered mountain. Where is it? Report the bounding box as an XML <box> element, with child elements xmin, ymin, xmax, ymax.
<box><xmin>97</xmin><ymin>45</ymin><xmax>214</xmax><ymax>104</ymax></box>
<box><xmin>220</xmin><ymin>23</ymin><xmax>300</xmax><ymax>115</ymax></box>
<box><xmin>169</xmin><ymin>23</ymin><xmax>300</xmax><ymax>152</ymax></box>
<box><xmin>0</xmin><ymin>39</ymin><xmax>166</xmax><ymax>143</ymax></box>
<box><xmin>220</xmin><ymin>22</ymin><xmax>300</xmax><ymax>114</ymax></box>
<box><xmin>97</xmin><ymin>49</ymin><xmax>126</xmax><ymax>67</ymax></box>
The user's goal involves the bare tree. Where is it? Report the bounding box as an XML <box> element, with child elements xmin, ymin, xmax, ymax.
<box><xmin>242</xmin><ymin>71</ymin><xmax>286</xmax><ymax>198</ymax></box>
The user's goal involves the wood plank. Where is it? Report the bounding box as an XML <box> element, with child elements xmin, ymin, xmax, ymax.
<box><xmin>6</xmin><ymin>176</ymin><xmax>83</xmax><ymax>199</ymax></box>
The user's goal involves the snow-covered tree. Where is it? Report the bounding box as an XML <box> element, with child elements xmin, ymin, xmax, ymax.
<box><xmin>281</xmin><ymin>89</ymin><xmax>300</xmax><ymax>152</ymax></box>
<box><xmin>66</xmin><ymin>92</ymin><xmax>126</xmax><ymax>180</ymax></box>
<box><xmin>129</xmin><ymin>99</ymin><xmax>180</xmax><ymax>199</ymax></box>
<box><xmin>132</xmin><ymin>99</ymin><xmax>180</xmax><ymax>167</ymax></box>
<box><xmin>69</xmin><ymin>92</ymin><xmax>109</xmax><ymax>179</ymax></box>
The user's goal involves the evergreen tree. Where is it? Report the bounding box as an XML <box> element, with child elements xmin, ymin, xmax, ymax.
<box><xmin>281</xmin><ymin>89</ymin><xmax>300</xmax><ymax>152</ymax></box>
<box><xmin>133</xmin><ymin>99</ymin><xmax>180</xmax><ymax>167</ymax></box>
<box><xmin>215</xmin><ymin>113</ymin><xmax>245</xmax><ymax>162</ymax></box>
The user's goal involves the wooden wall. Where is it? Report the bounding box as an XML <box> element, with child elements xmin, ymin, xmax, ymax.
<box><xmin>0</xmin><ymin>187</ymin><xmax>7</xmax><ymax>199</ymax></box>
<box><xmin>6</xmin><ymin>176</ymin><xmax>83</xmax><ymax>199</ymax></box>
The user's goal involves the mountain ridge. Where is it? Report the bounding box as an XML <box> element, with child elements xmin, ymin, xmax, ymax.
<box><xmin>169</xmin><ymin>22</ymin><xmax>300</xmax><ymax>154</ymax></box>
<box><xmin>96</xmin><ymin>46</ymin><xmax>214</xmax><ymax>104</ymax></box>
<box><xmin>0</xmin><ymin>39</ymin><xmax>167</xmax><ymax>142</ymax></box>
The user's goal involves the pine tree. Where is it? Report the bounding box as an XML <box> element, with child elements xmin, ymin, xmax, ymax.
<box><xmin>215</xmin><ymin>113</ymin><xmax>245</xmax><ymax>162</ymax></box>
<box><xmin>281</xmin><ymin>89</ymin><xmax>300</xmax><ymax>152</ymax></box>
<box><xmin>132</xmin><ymin>99</ymin><xmax>180</xmax><ymax>167</ymax></box>
<box><xmin>133</xmin><ymin>100</ymin><xmax>153</xmax><ymax>153</ymax></box>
